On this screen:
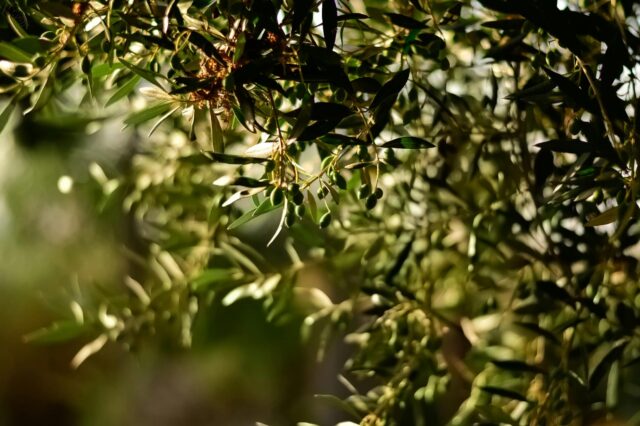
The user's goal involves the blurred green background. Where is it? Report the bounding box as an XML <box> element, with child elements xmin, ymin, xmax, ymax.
<box><xmin>0</xmin><ymin>110</ymin><xmax>345</xmax><ymax>426</ymax></box>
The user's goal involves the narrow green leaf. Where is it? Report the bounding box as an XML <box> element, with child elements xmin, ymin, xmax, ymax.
<box><xmin>311</xmin><ymin>102</ymin><xmax>353</xmax><ymax>121</ymax></box>
<box><xmin>567</xmin><ymin>370</ymin><xmax>587</xmax><ymax>389</ymax></box>
<box><xmin>513</xmin><ymin>298</ymin><xmax>558</xmax><ymax>315</ymax></box>
<box><xmin>370</xmin><ymin>68</ymin><xmax>410</xmax><ymax>109</ymax></box>
<box><xmin>611</xmin><ymin>203</ymin><xmax>637</xmax><ymax>241</ymax></box>
<box><xmin>513</xmin><ymin>321</ymin><xmax>561</xmax><ymax>345</ymax></box>
<box><xmin>233</xmin><ymin>32</ymin><xmax>246</xmax><ymax>63</ymax></box>
<box><xmin>91</xmin><ymin>62</ymin><xmax>124</xmax><ymax>78</ymax></box>
<box><xmin>307</xmin><ymin>190</ymin><xmax>318</xmax><ymax>222</ymax></box>
<box><xmin>505</xmin><ymin>79</ymin><xmax>556</xmax><ymax>101</ymax></box>
<box><xmin>13</xmin><ymin>37</ymin><xmax>50</xmax><ymax>56</ymax></box>
<box><xmin>0</xmin><ymin>100</ymin><xmax>16</xmax><ymax>135</ymax></box>
<box><xmin>490</xmin><ymin>359</ymin><xmax>544</xmax><ymax>374</ymax></box>
<box><xmin>219</xmin><ymin>241</ymin><xmax>262</xmax><ymax>275</ymax></box>
<box><xmin>253</xmin><ymin>198</ymin><xmax>278</xmax><ymax>217</ymax></box>
<box><xmin>322</xmin><ymin>0</ymin><xmax>337</xmax><ymax>50</ymax></box>
<box><xmin>119</xmin><ymin>58</ymin><xmax>166</xmax><ymax>88</ymax></box>
<box><xmin>351</xmin><ymin>77</ymin><xmax>381</xmax><ymax>93</ymax></box>
<box><xmin>106</xmin><ymin>75</ymin><xmax>140</xmax><ymax>107</ymax></box>
<box><xmin>314</xmin><ymin>394</ymin><xmax>361</xmax><ymax>420</ymax></box>
<box><xmin>267</xmin><ymin>204</ymin><xmax>288</xmax><ymax>246</ymax></box>
<box><xmin>38</xmin><ymin>2</ymin><xmax>78</xmax><ymax>20</ymax></box>
<box><xmin>543</xmin><ymin>67</ymin><xmax>597</xmax><ymax>113</ymax></box>
<box><xmin>230</xmin><ymin>177</ymin><xmax>269</xmax><ymax>188</ymax></box>
<box><xmin>209</xmin><ymin>107</ymin><xmax>224</xmax><ymax>153</ymax></box>
<box><xmin>204</xmin><ymin>152</ymin><xmax>272</xmax><ymax>165</ymax></box>
<box><xmin>385</xmin><ymin>13</ymin><xmax>428</xmax><ymax>29</ymax></box>
<box><xmin>607</xmin><ymin>361</ymin><xmax>620</xmax><ymax>409</ymax></box>
<box><xmin>364</xmin><ymin>236</ymin><xmax>385</xmax><ymax>260</ymax></box>
<box><xmin>481</xmin><ymin>18</ymin><xmax>526</xmax><ymax>31</ymax></box>
<box><xmin>6</xmin><ymin>12</ymin><xmax>29</xmax><ymax>38</ymax></box>
<box><xmin>344</xmin><ymin>161</ymin><xmax>374</xmax><ymax>170</ymax></box>
<box><xmin>289</xmin><ymin>102</ymin><xmax>312</xmax><ymax>141</ymax></box>
<box><xmin>24</xmin><ymin>321</ymin><xmax>87</xmax><ymax>344</ymax></box>
<box><xmin>179</xmin><ymin>153</ymin><xmax>218</xmax><ymax>165</ymax></box>
<box><xmin>298</xmin><ymin>120</ymin><xmax>340</xmax><ymax>141</ymax></box>
<box><xmin>479</xmin><ymin>386</ymin><xmax>530</xmax><ymax>403</ymax></box>
<box><xmin>235</xmin><ymin>87</ymin><xmax>256</xmax><ymax>132</ymax></box>
<box><xmin>370</xmin><ymin>95</ymin><xmax>395</xmax><ymax>137</ymax></box>
<box><xmin>191</xmin><ymin>268</ymin><xmax>239</xmax><ymax>290</ymax></box>
<box><xmin>292</xmin><ymin>0</ymin><xmax>314</xmax><ymax>33</ymax></box>
<box><xmin>228</xmin><ymin>209</ymin><xmax>258</xmax><ymax>230</ymax></box>
<box><xmin>589</xmin><ymin>338</ymin><xmax>628</xmax><ymax>389</ymax></box>
<box><xmin>189</xmin><ymin>31</ymin><xmax>226</xmax><ymax>63</ymax></box>
<box><xmin>124</xmin><ymin>102</ymin><xmax>174</xmax><ymax>127</ymax></box>
<box><xmin>148</xmin><ymin>106</ymin><xmax>180</xmax><ymax>137</ymax></box>
<box><xmin>475</xmin><ymin>406</ymin><xmax>517</xmax><ymax>426</ymax></box>
<box><xmin>24</xmin><ymin>70</ymin><xmax>53</xmax><ymax>114</ymax></box>
<box><xmin>222</xmin><ymin>283</ymin><xmax>257</xmax><ymax>306</ymax></box>
<box><xmin>337</xmin><ymin>13</ymin><xmax>368</xmax><ymax>21</ymax></box>
<box><xmin>536</xmin><ymin>139</ymin><xmax>595</xmax><ymax>154</ymax></box>
<box><xmin>535</xmin><ymin>280</ymin><xmax>573</xmax><ymax>303</ymax></box>
<box><xmin>321</xmin><ymin>133</ymin><xmax>367</xmax><ymax>146</ymax></box>
<box><xmin>586</xmin><ymin>206</ymin><xmax>619</xmax><ymax>227</ymax></box>
<box><xmin>385</xmin><ymin>238</ymin><xmax>414</xmax><ymax>284</ymax></box>
<box><xmin>381</xmin><ymin>137</ymin><xmax>434</xmax><ymax>149</ymax></box>
<box><xmin>0</xmin><ymin>41</ymin><xmax>32</xmax><ymax>62</ymax></box>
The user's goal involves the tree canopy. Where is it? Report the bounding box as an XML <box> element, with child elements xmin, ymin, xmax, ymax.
<box><xmin>3</xmin><ymin>0</ymin><xmax>640</xmax><ymax>424</ymax></box>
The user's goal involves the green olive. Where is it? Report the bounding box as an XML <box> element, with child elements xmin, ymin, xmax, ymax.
<box><xmin>292</xmin><ymin>190</ymin><xmax>304</xmax><ymax>205</ymax></box>
<box><xmin>81</xmin><ymin>56</ymin><xmax>91</xmax><ymax>74</ymax></box>
<box><xmin>334</xmin><ymin>172</ymin><xmax>347</xmax><ymax>190</ymax></box>
<box><xmin>365</xmin><ymin>194</ymin><xmax>378</xmax><ymax>209</ymax></box>
<box><xmin>285</xmin><ymin>210</ymin><xmax>296</xmax><ymax>227</ymax></box>
<box><xmin>270</xmin><ymin>187</ymin><xmax>284</xmax><ymax>205</ymax></box>
<box><xmin>319</xmin><ymin>212</ymin><xmax>332</xmax><ymax>228</ymax></box>
<box><xmin>317</xmin><ymin>186</ymin><xmax>329</xmax><ymax>199</ymax></box>
<box><xmin>358</xmin><ymin>184</ymin><xmax>371</xmax><ymax>199</ymax></box>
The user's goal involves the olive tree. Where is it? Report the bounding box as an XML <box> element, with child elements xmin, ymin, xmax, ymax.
<box><xmin>3</xmin><ymin>0</ymin><xmax>640</xmax><ymax>424</ymax></box>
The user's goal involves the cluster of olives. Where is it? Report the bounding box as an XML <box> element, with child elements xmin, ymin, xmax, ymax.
<box><xmin>357</xmin><ymin>183</ymin><xmax>384</xmax><ymax>210</ymax></box>
<box><xmin>262</xmin><ymin>172</ymin><xmax>385</xmax><ymax>230</ymax></box>
<box><xmin>265</xmin><ymin>182</ymin><xmax>317</xmax><ymax>228</ymax></box>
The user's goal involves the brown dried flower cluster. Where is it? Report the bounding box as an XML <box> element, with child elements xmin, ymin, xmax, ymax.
<box><xmin>71</xmin><ymin>2</ymin><xmax>89</xmax><ymax>17</ymax></box>
<box><xmin>188</xmin><ymin>55</ymin><xmax>232</xmax><ymax>110</ymax></box>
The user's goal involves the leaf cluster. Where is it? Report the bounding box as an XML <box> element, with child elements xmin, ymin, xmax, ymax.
<box><xmin>5</xmin><ymin>0</ymin><xmax>640</xmax><ymax>424</ymax></box>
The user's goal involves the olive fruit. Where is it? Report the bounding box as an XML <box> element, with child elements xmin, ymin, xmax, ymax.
<box><xmin>270</xmin><ymin>187</ymin><xmax>284</xmax><ymax>205</ymax></box>
<box><xmin>358</xmin><ymin>184</ymin><xmax>371</xmax><ymax>199</ymax></box>
<box><xmin>319</xmin><ymin>212</ymin><xmax>332</xmax><ymax>228</ymax></box>
<box><xmin>365</xmin><ymin>194</ymin><xmax>378</xmax><ymax>209</ymax></box>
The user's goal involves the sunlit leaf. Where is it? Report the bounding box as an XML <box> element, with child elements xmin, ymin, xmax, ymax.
<box><xmin>586</xmin><ymin>206</ymin><xmax>619</xmax><ymax>227</ymax></box>
<box><xmin>119</xmin><ymin>58</ymin><xmax>166</xmax><ymax>89</ymax></box>
<box><xmin>0</xmin><ymin>100</ymin><xmax>16</xmax><ymax>135</ymax></box>
<box><xmin>106</xmin><ymin>75</ymin><xmax>140</xmax><ymax>107</ymax></box>
<box><xmin>124</xmin><ymin>102</ymin><xmax>175</xmax><ymax>127</ymax></box>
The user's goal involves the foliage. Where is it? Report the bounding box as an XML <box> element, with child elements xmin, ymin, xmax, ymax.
<box><xmin>3</xmin><ymin>0</ymin><xmax>640</xmax><ymax>424</ymax></box>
